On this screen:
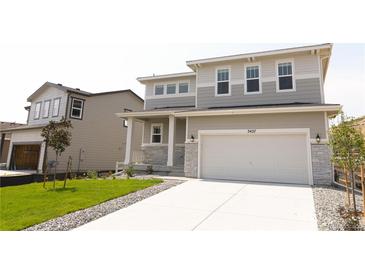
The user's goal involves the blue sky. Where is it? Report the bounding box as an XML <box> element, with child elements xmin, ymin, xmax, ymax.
<box><xmin>0</xmin><ymin>43</ymin><xmax>363</xmax><ymax>123</ymax></box>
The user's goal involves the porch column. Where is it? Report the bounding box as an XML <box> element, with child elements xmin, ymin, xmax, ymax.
<box><xmin>38</xmin><ymin>142</ymin><xmax>46</xmax><ymax>173</ymax></box>
<box><xmin>124</xmin><ymin>117</ymin><xmax>134</xmax><ymax>165</ymax></box>
<box><xmin>0</xmin><ymin>133</ymin><xmax>5</xmax><ymax>159</ymax></box>
<box><xmin>167</xmin><ymin>115</ymin><xmax>176</xmax><ymax>167</ymax></box>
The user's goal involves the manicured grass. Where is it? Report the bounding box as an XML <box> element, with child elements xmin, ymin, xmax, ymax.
<box><xmin>0</xmin><ymin>178</ymin><xmax>162</xmax><ymax>231</ymax></box>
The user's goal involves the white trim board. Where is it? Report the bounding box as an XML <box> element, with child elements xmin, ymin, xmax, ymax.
<box><xmin>197</xmin><ymin>128</ymin><xmax>313</xmax><ymax>185</ymax></box>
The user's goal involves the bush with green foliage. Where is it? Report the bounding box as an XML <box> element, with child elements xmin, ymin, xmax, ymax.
<box><xmin>87</xmin><ymin>170</ymin><xmax>98</xmax><ymax>179</ymax></box>
<box><xmin>123</xmin><ymin>165</ymin><xmax>135</xmax><ymax>179</ymax></box>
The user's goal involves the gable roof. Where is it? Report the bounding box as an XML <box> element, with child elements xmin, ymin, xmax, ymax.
<box><xmin>27</xmin><ymin>82</ymin><xmax>143</xmax><ymax>103</ymax></box>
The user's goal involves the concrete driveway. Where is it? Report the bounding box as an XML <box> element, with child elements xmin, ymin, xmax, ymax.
<box><xmin>75</xmin><ymin>179</ymin><xmax>318</xmax><ymax>230</ymax></box>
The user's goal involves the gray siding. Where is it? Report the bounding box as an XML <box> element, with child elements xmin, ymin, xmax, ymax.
<box><xmin>143</xmin><ymin>118</ymin><xmax>186</xmax><ymax>144</ymax></box>
<box><xmin>188</xmin><ymin>112</ymin><xmax>326</xmax><ymax>139</ymax></box>
<box><xmin>197</xmin><ymin>78</ymin><xmax>321</xmax><ymax>108</ymax></box>
<box><xmin>145</xmin><ymin>96</ymin><xmax>195</xmax><ymax>110</ymax></box>
<box><xmin>144</xmin><ymin>75</ymin><xmax>196</xmax><ymax>110</ymax></box>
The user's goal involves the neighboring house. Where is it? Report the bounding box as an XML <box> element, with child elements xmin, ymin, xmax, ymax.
<box><xmin>0</xmin><ymin>122</ymin><xmax>24</xmax><ymax>164</ymax></box>
<box><xmin>117</xmin><ymin>43</ymin><xmax>341</xmax><ymax>185</ymax></box>
<box><xmin>1</xmin><ymin>82</ymin><xmax>144</xmax><ymax>173</ymax></box>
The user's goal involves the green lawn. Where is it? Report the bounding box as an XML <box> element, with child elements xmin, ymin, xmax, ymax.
<box><xmin>0</xmin><ymin>178</ymin><xmax>162</xmax><ymax>231</ymax></box>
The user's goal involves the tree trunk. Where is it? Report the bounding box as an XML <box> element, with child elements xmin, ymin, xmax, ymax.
<box><xmin>53</xmin><ymin>153</ymin><xmax>58</xmax><ymax>189</ymax></box>
<box><xmin>344</xmin><ymin>168</ymin><xmax>351</xmax><ymax>207</ymax></box>
<box><xmin>43</xmin><ymin>142</ymin><xmax>48</xmax><ymax>189</ymax></box>
<box><xmin>350</xmin><ymin>169</ymin><xmax>357</xmax><ymax>214</ymax></box>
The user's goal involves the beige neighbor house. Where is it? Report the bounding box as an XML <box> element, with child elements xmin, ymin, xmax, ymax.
<box><xmin>1</xmin><ymin>82</ymin><xmax>143</xmax><ymax>174</ymax></box>
<box><xmin>117</xmin><ymin>43</ymin><xmax>341</xmax><ymax>185</ymax></box>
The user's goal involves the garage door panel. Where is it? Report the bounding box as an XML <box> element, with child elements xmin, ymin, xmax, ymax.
<box><xmin>200</xmin><ymin>133</ymin><xmax>309</xmax><ymax>184</ymax></box>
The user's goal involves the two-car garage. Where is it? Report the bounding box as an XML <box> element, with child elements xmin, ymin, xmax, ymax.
<box><xmin>199</xmin><ymin>129</ymin><xmax>312</xmax><ymax>185</ymax></box>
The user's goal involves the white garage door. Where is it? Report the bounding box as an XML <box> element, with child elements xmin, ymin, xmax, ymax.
<box><xmin>200</xmin><ymin>132</ymin><xmax>311</xmax><ymax>184</ymax></box>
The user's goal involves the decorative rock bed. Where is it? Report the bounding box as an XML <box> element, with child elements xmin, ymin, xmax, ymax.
<box><xmin>312</xmin><ymin>186</ymin><xmax>364</xmax><ymax>231</ymax></box>
<box><xmin>24</xmin><ymin>178</ymin><xmax>185</xmax><ymax>231</ymax></box>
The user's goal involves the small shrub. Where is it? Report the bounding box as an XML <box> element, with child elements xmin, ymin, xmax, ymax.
<box><xmin>87</xmin><ymin>170</ymin><xmax>98</xmax><ymax>179</ymax></box>
<box><xmin>123</xmin><ymin>165</ymin><xmax>135</xmax><ymax>179</ymax></box>
<box><xmin>146</xmin><ymin>165</ymin><xmax>153</xmax><ymax>175</ymax></box>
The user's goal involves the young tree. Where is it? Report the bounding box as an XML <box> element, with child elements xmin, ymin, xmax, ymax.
<box><xmin>329</xmin><ymin>114</ymin><xmax>365</xmax><ymax>214</ymax></box>
<box><xmin>41</xmin><ymin>118</ymin><xmax>72</xmax><ymax>188</ymax></box>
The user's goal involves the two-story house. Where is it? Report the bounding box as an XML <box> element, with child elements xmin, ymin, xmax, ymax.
<box><xmin>2</xmin><ymin>82</ymin><xmax>144</xmax><ymax>174</ymax></box>
<box><xmin>117</xmin><ymin>43</ymin><xmax>341</xmax><ymax>185</ymax></box>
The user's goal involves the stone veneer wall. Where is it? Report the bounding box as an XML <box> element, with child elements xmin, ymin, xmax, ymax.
<box><xmin>311</xmin><ymin>144</ymin><xmax>332</xmax><ymax>185</ymax></box>
<box><xmin>184</xmin><ymin>142</ymin><xmax>198</xmax><ymax>177</ymax></box>
<box><xmin>142</xmin><ymin>145</ymin><xmax>185</xmax><ymax>166</ymax></box>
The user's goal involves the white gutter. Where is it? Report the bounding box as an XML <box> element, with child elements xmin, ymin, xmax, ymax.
<box><xmin>137</xmin><ymin>72</ymin><xmax>196</xmax><ymax>82</ymax></box>
<box><xmin>174</xmin><ymin>105</ymin><xmax>341</xmax><ymax>117</ymax></box>
<box><xmin>115</xmin><ymin>105</ymin><xmax>341</xmax><ymax>119</ymax></box>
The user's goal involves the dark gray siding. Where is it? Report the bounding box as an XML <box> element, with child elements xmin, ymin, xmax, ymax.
<box><xmin>145</xmin><ymin>96</ymin><xmax>195</xmax><ymax>110</ymax></box>
<box><xmin>197</xmin><ymin>78</ymin><xmax>321</xmax><ymax>108</ymax></box>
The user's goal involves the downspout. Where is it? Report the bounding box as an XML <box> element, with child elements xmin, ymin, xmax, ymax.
<box><xmin>0</xmin><ymin>133</ymin><xmax>5</xmax><ymax>159</ymax></box>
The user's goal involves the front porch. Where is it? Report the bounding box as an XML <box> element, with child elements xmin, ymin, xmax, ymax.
<box><xmin>122</xmin><ymin>111</ymin><xmax>188</xmax><ymax>176</ymax></box>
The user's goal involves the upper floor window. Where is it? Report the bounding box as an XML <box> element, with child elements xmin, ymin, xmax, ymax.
<box><xmin>277</xmin><ymin>61</ymin><xmax>295</xmax><ymax>92</ymax></box>
<box><xmin>245</xmin><ymin>65</ymin><xmax>261</xmax><ymax>94</ymax></box>
<box><xmin>166</xmin><ymin>84</ymin><xmax>176</xmax><ymax>95</ymax></box>
<box><xmin>179</xmin><ymin>82</ymin><xmax>189</xmax><ymax>93</ymax></box>
<box><xmin>151</xmin><ymin>123</ymin><xmax>163</xmax><ymax>144</ymax></box>
<box><xmin>216</xmin><ymin>68</ymin><xmax>230</xmax><ymax>95</ymax></box>
<box><xmin>155</xmin><ymin>85</ymin><xmax>164</xmax><ymax>95</ymax></box>
<box><xmin>52</xmin><ymin>98</ymin><xmax>61</xmax><ymax>117</ymax></box>
<box><xmin>42</xmin><ymin>100</ymin><xmax>51</xmax><ymax>118</ymax></box>
<box><xmin>70</xmin><ymin>98</ymin><xmax>84</xmax><ymax>119</ymax></box>
<box><xmin>34</xmin><ymin>102</ymin><xmax>42</xmax><ymax>119</ymax></box>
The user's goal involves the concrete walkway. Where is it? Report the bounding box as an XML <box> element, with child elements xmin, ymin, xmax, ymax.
<box><xmin>75</xmin><ymin>179</ymin><xmax>318</xmax><ymax>230</ymax></box>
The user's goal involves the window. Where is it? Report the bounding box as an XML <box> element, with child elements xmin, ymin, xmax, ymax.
<box><xmin>70</xmin><ymin>98</ymin><xmax>84</xmax><ymax>119</ymax></box>
<box><xmin>166</xmin><ymin>84</ymin><xmax>176</xmax><ymax>95</ymax></box>
<box><xmin>52</xmin><ymin>98</ymin><xmax>61</xmax><ymax>117</ymax></box>
<box><xmin>216</xmin><ymin>68</ymin><xmax>230</xmax><ymax>95</ymax></box>
<box><xmin>178</xmin><ymin>82</ymin><xmax>189</xmax><ymax>93</ymax></box>
<box><xmin>277</xmin><ymin>61</ymin><xmax>295</xmax><ymax>91</ymax></box>
<box><xmin>34</xmin><ymin>102</ymin><xmax>42</xmax><ymax>119</ymax></box>
<box><xmin>42</xmin><ymin>100</ymin><xmax>51</xmax><ymax>118</ymax></box>
<box><xmin>245</xmin><ymin>65</ymin><xmax>261</xmax><ymax>93</ymax></box>
<box><xmin>151</xmin><ymin>123</ymin><xmax>163</xmax><ymax>144</ymax></box>
<box><xmin>155</xmin><ymin>85</ymin><xmax>164</xmax><ymax>95</ymax></box>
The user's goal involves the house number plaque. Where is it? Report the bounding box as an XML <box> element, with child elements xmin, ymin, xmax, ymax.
<box><xmin>247</xmin><ymin>129</ymin><xmax>256</xmax><ymax>134</ymax></box>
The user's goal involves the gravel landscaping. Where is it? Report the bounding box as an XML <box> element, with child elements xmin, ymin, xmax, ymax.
<box><xmin>313</xmin><ymin>186</ymin><xmax>364</xmax><ymax>231</ymax></box>
<box><xmin>24</xmin><ymin>178</ymin><xmax>185</xmax><ymax>231</ymax></box>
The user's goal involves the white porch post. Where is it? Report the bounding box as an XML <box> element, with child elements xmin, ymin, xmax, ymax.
<box><xmin>124</xmin><ymin>117</ymin><xmax>134</xmax><ymax>165</ymax></box>
<box><xmin>37</xmin><ymin>142</ymin><xmax>46</xmax><ymax>173</ymax></box>
<box><xmin>167</xmin><ymin>115</ymin><xmax>176</xmax><ymax>167</ymax></box>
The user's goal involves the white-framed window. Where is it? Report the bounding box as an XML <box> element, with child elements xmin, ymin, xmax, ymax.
<box><xmin>216</xmin><ymin>68</ymin><xmax>230</xmax><ymax>96</ymax></box>
<box><xmin>276</xmin><ymin>60</ymin><xmax>295</xmax><ymax>92</ymax></box>
<box><xmin>42</xmin><ymin>100</ymin><xmax>51</xmax><ymax>118</ymax></box>
<box><xmin>70</xmin><ymin>98</ymin><xmax>84</xmax><ymax>119</ymax></box>
<box><xmin>178</xmin><ymin>82</ymin><xmax>189</xmax><ymax>93</ymax></box>
<box><xmin>166</xmin><ymin>84</ymin><xmax>176</xmax><ymax>95</ymax></box>
<box><xmin>52</xmin><ymin>98</ymin><xmax>61</xmax><ymax>117</ymax></box>
<box><xmin>34</xmin><ymin>102</ymin><xmax>42</xmax><ymax>119</ymax></box>
<box><xmin>150</xmin><ymin>123</ymin><xmax>163</xmax><ymax>144</ymax></box>
<box><xmin>154</xmin><ymin>84</ymin><xmax>164</xmax><ymax>95</ymax></box>
<box><xmin>244</xmin><ymin>64</ymin><xmax>261</xmax><ymax>94</ymax></box>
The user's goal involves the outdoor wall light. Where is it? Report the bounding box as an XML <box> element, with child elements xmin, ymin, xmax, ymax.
<box><xmin>316</xmin><ymin>133</ymin><xmax>321</xmax><ymax>144</ymax></box>
<box><xmin>190</xmin><ymin>135</ymin><xmax>195</xmax><ymax>143</ymax></box>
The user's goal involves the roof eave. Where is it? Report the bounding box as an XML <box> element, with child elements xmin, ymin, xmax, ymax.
<box><xmin>186</xmin><ymin>43</ymin><xmax>333</xmax><ymax>70</ymax></box>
